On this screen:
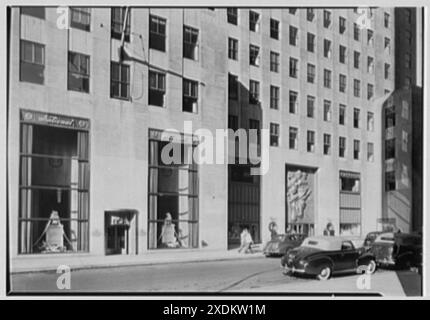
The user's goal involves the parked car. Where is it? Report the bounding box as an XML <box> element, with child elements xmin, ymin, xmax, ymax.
<box><xmin>363</xmin><ymin>231</ymin><xmax>384</xmax><ymax>251</ymax></box>
<box><xmin>263</xmin><ymin>233</ymin><xmax>306</xmax><ymax>257</ymax></box>
<box><xmin>281</xmin><ymin>236</ymin><xmax>376</xmax><ymax>280</ymax></box>
<box><xmin>370</xmin><ymin>232</ymin><xmax>422</xmax><ymax>270</ymax></box>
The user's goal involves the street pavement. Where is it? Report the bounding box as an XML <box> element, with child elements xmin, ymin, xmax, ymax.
<box><xmin>10</xmin><ymin>256</ymin><xmax>420</xmax><ymax>296</ymax></box>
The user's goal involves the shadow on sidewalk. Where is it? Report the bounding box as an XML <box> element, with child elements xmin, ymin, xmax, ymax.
<box><xmin>395</xmin><ymin>270</ymin><xmax>422</xmax><ymax>296</ymax></box>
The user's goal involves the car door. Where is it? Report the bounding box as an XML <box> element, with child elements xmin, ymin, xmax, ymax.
<box><xmin>338</xmin><ymin>241</ymin><xmax>360</xmax><ymax>271</ymax></box>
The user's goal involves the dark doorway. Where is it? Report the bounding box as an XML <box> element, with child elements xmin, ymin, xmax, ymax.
<box><xmin>105</xmin><ymin>210</ymin><xmax>138</xmax><ymax>255</ymax></box>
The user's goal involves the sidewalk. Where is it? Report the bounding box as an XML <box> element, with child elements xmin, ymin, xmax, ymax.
<box><xmin>232</xmin><ymin>271</ymin><xmax>406</xmax><ymax>297</ymax></box>
<box><xmin>10</xmin><ymin>247</ymin><xmax>264</xmax><ymax>274</ymax></box>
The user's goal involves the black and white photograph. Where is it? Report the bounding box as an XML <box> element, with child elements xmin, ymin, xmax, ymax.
<box><xmin>3</xmin><ymin>1</ymin><xmax>428</xmax><ymax>301</ymax></box>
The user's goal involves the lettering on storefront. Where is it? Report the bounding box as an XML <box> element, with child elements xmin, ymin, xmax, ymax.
<box><xmin>20</xmin><ymin>109</ymin><xmax>90</xmax><ymax>130</ymax></box>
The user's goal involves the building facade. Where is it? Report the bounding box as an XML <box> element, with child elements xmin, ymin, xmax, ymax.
<box><xmin>8</xmin><ymin>7</ymin><xmax>398</xmax><ymax>266</ymax></box>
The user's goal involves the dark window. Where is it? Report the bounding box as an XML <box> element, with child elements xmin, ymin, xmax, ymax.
<box><xmin>270</xmin><ymin>123</ymin><xmax>279</xmax><ymax>147</ymax></box>
<box><xmin>21</xmin><ymin>7</ymin><xmax>45</xmax><ymax>19</ymax></box>
<box><xmin>270</xmin><ymin>51</ymin><xmax>280</xmax><ymax>72</ymax></box>
<box><xmin>367</xmin><ymin>56</ymin><xmax>374</xmax><ymax>73</ymax></box>
<box><xmin>227</xmin><ymin>8</ymin><xmax>238</xmax><ymax>25</ymax></box>
<box><xmin>323</xmin><ymin>10</ymin><xmax>331</xmax><ymax>28</ymax></box>
<box><xmin>307</xmin><ymin>63</ymin><xmax>315</xmax><ymax>83</ymax></box>
<box><xmin>323</xmin><ymin>134</ymin><xmax>331</xmax><ymax>155</ymax></box>
<box><xmin>354</xmin><ymin>51</ymin><xmax>360</xmax><ymax>68</ymax></box>
<box><xmin>289</xmin><ymin>127</ymin><xmax>298</xmax><ymax>150</ymax></box>
<box><xmin>367</xmin><ymin>143</ymin><xmax>374</xmax><ymax>162</ymax></box>
<box><xmin>20</xmin><ymin>40</ymin><xmax>45</xmax><ymax>85</ymax></box>
<box><xmin>149</xmin><ymin>70</ymin><xmax>166</xmax><ymax>107</ymax></box>
<box><xmin>290</xmin><ymin>58</ymin><xmax>298</xmax><ymax>78</ymax></box>
<box><xmin>353</xmin><ymin>108</ymin><xmax>360</xmax><ymax>128</ymax></box>
<box><xmin>307</xmin><ymin>96</ymin><xmax>315</xmax><ymax>118</ymax></box>
<box><xmin>68</xmin><ymin>52</ymin><xmax>90</xmax><ymax>93</ymax></box>
<box><xmin>339</xmin><ymin>137</ymin><xmax>346</xmax><ymax>158</ymax></box>
<box><xmin>324</xmin><ymin>39</ymin><xmax>332</xmax><ymax>58</ymax></box>
<box><xmin>339</xmin><ymin>74</ymin><xmax>346</xmax><ymax>93</ymax></box>
<box><xmin>353</xmin><ymin>79</ymin><xmax>360</xmax><ymax>97</ymax></box>
<box><xmin>384</xmin><ymin>63</ymin><xmax>391</xmax><ymax>79</ymax></box>
<box><xmin>385</xmin><ymin>37</ymin><xmax>391</xmax><ymax>53</ymax></box>
<box><xmin>183</xmin><ymin>25</ymin><xmax>199</xmax><ymax>60</ymax></box>
<box><xmin>149</xmin><ymin>15</ymin><xmax>166</xmax><ymax>52</ymax></box>
<box><xmin>110</xmin><ymin>62</ymin><xmax>130</xmax><ymax>99</ymax></box>
<box><xmin>307</xmin><ymin>131</ymin><xmax>315</xmax><ymax>152</ymax></box>
<box><xmin>353</xmin><ymin>140</ymin><xmax>360</xmax><ymax>159</ymax></box>
<box><xmin>384</xmin><ymin>12</ymin><xmax>390</xmax><ymax>28</ymax></box>
<box><xmin>289</xmin><ymin>8</ymin><xmax>297</xmax><ymax>15</ymax></box>
<box><xmin>228</xmin><ymin>38</ymin><xmax>238</xmax><ymax>60</ymax></box>
<box><xmin>339</xmin><ymin>104</ymin><xmax>346</xmax><ymax>125</ymax></box>
<box><xmin>367</xmin><ymin>84</ymin><xmax>374</xmax><ymax>100</ymax></box>
<box><xmin>307</xmin><ymin>33</ymin><xmax>315</xmax><ymax>52</ymax></box>
<box><xmin>111</xmin><ymin>7</ymin><xmax>130</xmax><ymax>42</ymax></box>
<box><xmin>70</xmin><ymin>7</ymin><xmax>91</xmax><ymax>31</ymax></box>
<box><xmin>367</xmin><ymin>29</ymin><xmax>374</xmax><ymax>45</ymax></box>
<box><xmin>249</xmin><ymin>80</ymin><xmax>260</xmax><ymax>104</ymax></box>
<box><xmin>249</xmin><ymin>44</ymin><xmax>260</xmax><ymax>66</ymax></box>
<box><xmin>183</xmin><ymin>78</ymin><xmax>198</xmax><ymax>113</ymax></box>
<box><xmin>339</xmin><ymin>45</ymin><xmax>346</xmax><ymax>63</ymax></box>
<box><xmin>323</xmin><ymin>69</ymin><xmax>331</xmax><ymax>88</ymax></box>
<box><xmin>271</xmin><ymin>86</ymin><xmax>280</xmax><ymax>110</ymax></box>
<box><xmin>228</xmin><ymin>73</ymin><xmax>238</xmax><ymax>100</ymax></box>
<box><xmin>367</xmin><ymin>112</ymin><xmax>374</xmax><ymax>131</ymax></box>
<box><xmin>339</xmin><ymin>16</ymin><xmax>346</xmax><ymax>34</ymax></box>
<box><xmin>249</xmin><ymin>11</ymin><xmax>260</xmax><ymax>32</ymax></box>
<box><xmin>228</xmin><ymin>115</ymin><xmax>239</xmax><ymax>131</ymax></box>
<box><xmin>270</xmin><ymin>19</ymin><xmax>279</xmax><ymax>39</ymax></box>
<box><xmin>385</xmin><ymin>171</ymin><xmax>396</xmax><ymax>191</ymax></box>
<box><xmin>340</xmin><ymin>172</ymin><xmax>360</xmax><ymax>192</ymax></box>
<box><xmin>385</xmin><ymin>138</ymin><xmax>395</xmax><ymax>159</ymax></box>
<box><xmin>307</xmin><ymin>9</ymin><xmax>315</xmax><ymax>22</ymax></box>
<box><xmin>289</xmin><ymin>26</ymin><xmax>298</xmax><ymax>46</ymax></box>
<box><xmin>289</xmin><ymin>91</ymin><xmax>298</xmax><ymax>114</ymax></box>
<box><xmin>385</xmin><ymin>105</ymin><xmax>396</xmax><ymax>128</ymax></box>
<box><xmin>353</xmin><ymin>23</ymin><xmax>360</xmax><ymax>41</ymax></box>
<box><xmin>324</xmin><ymin>100</ymin><xmax>332</xmax><ymax>121</ymax></box>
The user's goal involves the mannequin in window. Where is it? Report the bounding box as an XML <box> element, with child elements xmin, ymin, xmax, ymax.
<box><xmin>159</xmin><ymin>212</ymin><xmax>179</xmax><ymax>248</ymax></box>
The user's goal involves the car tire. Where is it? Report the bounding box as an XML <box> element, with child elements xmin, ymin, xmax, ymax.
<box><xmin>317</xmin><ymin>266</ymin><xmax>332</xmax><ymax>281</ymax></box>
<box><xmin>364</xmin><ymin>260</ymin><xmax>376</xmax><ymax>274</ymax></box>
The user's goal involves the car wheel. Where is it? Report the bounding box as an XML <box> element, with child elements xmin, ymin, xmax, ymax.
<box><xmin>317</xmin><ymin>266</ymin><xmax>332</xmax><ymax>281</ymax></box>
<box><xmin>365</xmin><ymin>260</ymin><xmax>376</xmax><ymax>274</ymax></box>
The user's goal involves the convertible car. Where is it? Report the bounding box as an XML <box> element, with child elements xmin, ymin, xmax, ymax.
<box><xmin>263</xmin><ymin>233</ymin><xmax>306</xmax><ymax>257</ymax></box>
<box><xmin>281</xmin><ymin>236</ymin><xmax>376</xmax><ymax>280</ymax></box>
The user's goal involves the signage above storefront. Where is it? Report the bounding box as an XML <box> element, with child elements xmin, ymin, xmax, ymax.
<box><xmin>20</xmin><ymin>109</ymin><xmax>90</xmax><ymax>131</ymax></box>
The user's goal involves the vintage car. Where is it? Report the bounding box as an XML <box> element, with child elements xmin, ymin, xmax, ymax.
<box><xmin>363</xmin><ymin>231</ymin><xmax>384</xmax><ymax>251</ymax></box>
<box><xmin>263</xmin><ymin>233</ymin><xmax>306</xmax><ymax>257</ymax></box>
<box><xmin>281</xmin><ymin>236</ymin><xmax>376</xmax><ymax>280</ymax></box>
<box><xmin>370</xmin><ymin>232</ymin><xmax>422</xmax><ymax>270</ymax></box>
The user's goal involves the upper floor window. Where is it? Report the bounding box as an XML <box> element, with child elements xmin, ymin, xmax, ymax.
<box><xmin>228</xmin><ymin>38</ymin><xmax>238</xmax><ymax>60</ymax></box>
<box><xmin>289</xmin><ymin>26</ymin><xmax>298</xmax><ymax>46</ymax></box>
<box><xmin>367</xmin><ymin>56</ymin><xmax>374</xmax><ymax>73</ymax></box>
<box><xmin>183</xmin><ymin>25</ymin><xmax>199</xmax><ymax>60</ymax></box>
<box><xmin>149</xmin><ymin>15</ymin><xmax>166</xmax><ymax>52</ymax></box>
<box><xmin>353</xmin><ymin>23</ymin><xmax>360</xmax><ymax>41</ymax></box>
<box><xmin>270</xmin><ymin>51</ymin><xmax>280</xmax><ymax>72</ymax></box>
<box><xmin>339</xmin><ymin>104</ymin><xmax>346</xmax><ymax>125</ymax></box>
<box><xmin>323</xmin><ymin>69</ymin><xmax>332</xmax><ymax>88</ymax></box>
<box><xmin>68</xmin><ymin>51</ymin><xmax>90</xmax><ymax>93</ymax></box>
<box><xmin>270</xmin><ymin>19</ymin><xmax>279</xmax><ymax>40</ymax></box>
<box><xmin>249</xmin><ymin>11</ymin><xmax>260</xmax><ymax>32</ymax></box>
<box><xmin>323</xmin><ymin>39</ymin><xmax>332</xmax><ymax>58</ymax></box>
<box><xmin>20</xmin><ymin>40</ymin><xmax>45</xmax><ymax>85</ymax></box>
<box><xmin>307</xmin><ymin>131</ymin><xmax>315</xmax><ymax>152</ymax></box>
<box><xmin>367</xmin><ymin>143</ymin><xmax>374</xmax><ymax>162</ymax></box>
<box><xmin>323</xmin><ymin>134</ymin><xmax>331</xmax><ymax>155</ymax></box>
<box><xmin>367</xmin><ymin>29</ymin><xmax>374</xmax><ymax>46</ymax></box>
<box><xmin>367</xmin><ymin>84</ymin><xmax>374</xmax><ymax>100</ymax></box>
<box><xmin>111</xmin><ymin>7</ymin><xmax>130</xmax><ymax>42</ymax></box>
<box><xmin>289</xmin><ymin>91</ymin><xmax>298</xmax><ymax>114</ymax></box>
<box><xmin>249</xmin><ymin>80</ymin><xmax>260</xmax><ymax>105</ymax></box>
<box><xmin>323</xmin><ymin>10</ymin><xmax>331</xmax><ymax>28</ymax></box>
<box><xmin>384</xmin><ymin>37</ymin><xmax>391</xmax><ymax>54</ymax></box>
<box><xmin>339</xmin><ymin>45</ymin><xmax>347</xmax><ymax>64</ymax></box>
<box><xmin>353</xmin><ymin>108</ymin><xmax>360</xmax><ymax>128</ymax></box>
<box><xmin>270</xmin><ymin>123</ymin><xmax>280</xmax><ymax>147</ymax></box>
<box><xmin>110</xmin><ymin>61</ymin><xmax>130</xmax><ymax>100</ymax></box>
<box><xmin>353</xmin><ymin>140</ymin><xmax>360</xmax><ymax>160</ymax></box>
<box><xmin>307</xmin><ymin>96</ymin><xmax>315</xmax><ymax>118</ymax></box>
<box><xmin>289</xmin><ymin>127</ymin><xmax>298</xmax><ymax>150</ymax></box>
<box><xmin>183</xmin><ymin>78</ymin><xmax>198</xmax><ymax>113</ymax></box>
<box><xmin>385</xmin><ymin>105</ymin><xmax>396</xmax><ymax>128</ymax></box>
<box><xmin>384</xmin><ymin>12</ymin><xmax>390</xmax><ymax>28</ymax></box>
<box><xmin>70</xmin><ymin>7</ymin><xmax>91</xmax><ymax>31</ymax></box>
<box><xmin>323</xmin><ymin>100</ymin><xmax>332</xmax><ymax>122</ymax></box>
<box><xmin>384</xmin><ymin>63</ymin><xmax>391</xmax><ymax>79</ymax></box>
<box><xmin>290</xmin><ymin>57</ymin><xmax>298</xmax><ymax>78</ymax></box>
<box><xmin>307</xmin><ymin>33</ymin><xmax>315</xmax><ymax>52</ymax></box>
<box><xmin>149</xmin><ymin>70</ymin><xmax>166</xmax><ymax>107</ymax></box>
<box><xmin>354</xmin><ymin>51</ymin><xmax>360</xmax><ymax>69</ymax></box>
<box><xmin>367</xmin><ymin>112</ymin><xmax>374</xmax><ymax>131</ymax></box>
<box><xmin>339</xmin><ymin>74</ymin><xmax>347</xmax><ymax>93</ymax></box>
<box><xmin>227</xmin><ymin>8</ymin><xmax>238</xmax><ymax>25</ymax></box>
<box><xmin>249</xmin><ymin>44</ymin><xmax>260</xmax><ymax>66</ymax></box>
<box><xmin>21</xmin><ymin>7</ymin><xmax>45</xmax><ymax>19</ymax></box>
<box><xmin>353</xmin><ymin>79</ymin><xmax>361</xmax><ymax>97</ymax></box>
<box><xmin>307</xmin><ymin>63</ymin><xmax>315</xmax><ymax>83</ymax></box>
<box><xmin>307</xmin><ymin>8</ymin><xmax>315</xmax><ymax>22</ymax></box>
<box><xmin>339</xmin><ymin>16</ymin><xmax>346</xmax><ymax>34</ymax></box>
<box><xmin>228</xmin><ymin>73</ymin><xmax>239</xmax><ymax>100</ymax></box>
<box><xmin>289</xmin><ymin>8</ymin><xmax>297</xmax><ymax>15</ymax></box>
<box><xmin>271</xmin><ymin>86</ymin><xmax>280</xmax><ymax>110</ymax></box>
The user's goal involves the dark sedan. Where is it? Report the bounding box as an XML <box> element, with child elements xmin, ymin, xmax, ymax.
<box><xmin>263</xmin><ymin>233</ymin><xmax>306</xmax><ymax>257</ymax></box>
<box><xmin>281</xmin><ymin>236</ymin><xmax>376</xmax><ymax>280</ymax></box>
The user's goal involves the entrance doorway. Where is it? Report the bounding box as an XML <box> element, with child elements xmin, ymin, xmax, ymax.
<box><xmin>105</xmin><ymin>210</ymin><xmax>138</xmax><ymax>255</ymax></box>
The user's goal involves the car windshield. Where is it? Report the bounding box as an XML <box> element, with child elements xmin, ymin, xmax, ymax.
<box><xmin>301</xmin><ymin>238</ymin><xmax>338</xmax><ymax>250</ymax></box>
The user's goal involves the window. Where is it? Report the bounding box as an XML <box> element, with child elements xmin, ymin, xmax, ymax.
<box><xmin>385</xmin><ymin>138</ymin><xmax>395</xmax><ymax>159</ymax></box>
<box><xmin>183</xmin><ymin>26</ymin><xmax>199</xmax><ymax>60</ymax></box>
<box><xmin>227</xmin><ymin>8</ymin><xmax>238</xmax><ymax>25</ymax></box>
<box><xmin>354</xmin><ymin>23</ymin><xmax>360</xmax><ymax>41</ymax></box>
<box><xmin>385</xmin><ymin>171</ymin><xmax>396</xmax><ymax>191</ymax></box>
<box><xmin>270</xmin><ymin>86</ymin><xmax>280</xmax><ymax>110</ymax></box>
<box><xmin>307</xmin><ymin>8</ymin><xmax>315</xmax><ymax>22</ymax></box>
<box><xmin>111</xmin><ymin>7</ymin><xmax>130</xmax><ymax>41</ymax></box>
<box><xmin>367</xmin><ymin>112</ymin><xmax>374</xmax><ymax>131</ymax></box>
<box><xmin>228</xmin><ymin>115</ymin><xmax>239</xmax><ymax>131</ymax></box>
<box><xmin>323</xmin><ymin>134</ymin><xmax>331</xmax><ymax>155</ymax></box>
<box><xmin>307</xmin><ymin>96</ymin><xmax>315</xmax><ymax>118</ymax></box>
<box><xmin>307</xmin><ymin>131</ymin><xmax>315</xmax><ymax>152</ymax></box>
<box><xmin>149</xmin><ymin>70</ymin><xmax>166</xmax><ymax>107</ymax></box>
<box><xmin>289</xmin><ymin>127</ymin><xmax>298</xmax><ymax>150</ymax></box>
<box><xmin>384</xmin><ymin>63</ymin><xmax>391</xmax><ymax>79</ymax></box>
<box><xmin>289</xmin><ymin>8</ymin><xmax>297</xmax><ymax>15</ymax></box>
<box><xmin>270</xmin><ymin>123</ymin><xmax>280</xmax><ymax>147</ymax></box>
<box><xmin>290</xmin><ymin>58</ymin><xmax>298</xmax><ymax>78</ymax></box>
<box><xmin>353</xmin><ymin>140</ymin><xmax>360</xmax><ymax>159</ymax></box>
<box><xmin>367</xmin><ymin>56</ymin><xmax>374</xmax><ymax>74</ymax></box>
<box><xmin>270</xmin><ymin>51</ymin><xmax>280</xmax><ymax>72</ymax></box>
<box><xmin>367</xmin><ymin>29</ymin><xmax>374</xmax><ymax>46</ymax></box>
<box><xmin>249</xmin><ymin>80</ymin><xmax>260</xmax><ymax>104</ymax></box>
<box><xmin>324</xmin><ymin>100</ymin><xmax>332</xmax><ymax>121</ymax></box>
<box><xmin>149</xmin><ymin>15</ymin><xmax>166</xmax><ymax>52</ymax></box>
<box><xmin>339</xmin><ymin>45</ymin><xmax>346</xmax><ymax>63</ymax></box>
<box><xmin>110</xmin><ymin>62</ymin><xmax>130</xmax><ymax>99</ymax></box>
<box><xmin>367</xmin><ymin>84</ymin><xmax>374</xmax><ymax>100</ymax></box>
<box><xmin>339</xmin><ymin>104</ymin><xmax>346</xmax><ymax>125</ymax></box>
<box><xmin>183</xmin><ymin>79</ymin><xmax>198</xmax><ymax>112</ymax></box>
<box><xmin>323</xmin><ymin>69</ymin><xmax>331</xmax><ymax>88</ymax></box>
<box><xmin>339</xmin><ymin>74</ymin><xmax>346</xmax><ymax>93</ymax></box>
<box><xmin>339</xmin><ymin>137</ymin><xmax>346</xmax><ymax>158</ymax></box>
<box><xmin>384</xmin><ymin>37</ymin><xmax>391</xmax><ymax>54</ymax></box>
<box><xmin>289</xmin><ymin>91</ymin><xmax>298</xmax><ymax>114</ymax></box>
<box><xmin>68</xmin><ymin>52</ymin><xmax>89</xmax><ymax>93</ymax></box>
<box><xmin>249</xmin><ymin>119</ymin><xmax>260</xmax><ymax>145</ymax></box>
<box><xmin>307</xmin><ymin>33</ymin><xmax>315</xmax><ymax>52</ymax></box>
<box><xmin>249</xmin><ymin>11</ymin><xmax>260</xmax><ymax>32</ymax></box>
<box><xmin>324</xmin><ymin>39</ymin><xmax>332</xmax><ymax>58</ymax></box>
<box><xmin>384</xmin><ymin>12</ymin><xmax>390</xmax><ymax>28</ymax></box>
<box><xmin>228</xmin><ymin>73</ymin><xmax>238</xmax><ymax>100</ymax></box>
<box><xmin>353</xmin><ymin>108</ymin><xmax>360</xmax><ymax>128</ymax></box>
<box><xmin>21</xmin><ymin>7</ymin><xmax>45</xmax><ymax>19</ymax></box>
<box><xmin>367</xmin><ymin>142</ymin><xmax>374</xmax><ymax>162</ymax></box>
<box><xmin>339</xmin><ymin>16</ymin><xmax>346</xmax><ymax>34</ymax></box>
<box><xmin>289</xmin><ymin>26</ymin><xmax>298</xmax><ymax>46</ymax></box>
<box><xmin>323</xmin><ymin>10</ymin><xmax>331</xmax><ymax>28</ymax></box>
<box><xmin>353</xmin><ymin>51</ymin><xmax>360</xmax><ymax>69</ymax></box>
<box><xmin>270</xmin><ymin>19</ymin><xmax>279</xmax><ymax>39</ymax></box>
<box><xmin>20</xmin><ymin>40</ymin><xmax>45</xmax><ymax>85</ymax></box>
<box><xmin>70</xmin><ymin>7</ymin><xmax>91</xmax><ymax>31</ymax></box>
<box><xmin>228</xmin><ymin>38</ymin><xmax>238</xmax><ymax>60</ymax></box>
<box><xmin>340</xmin><ymin>171</ymin><xmax>360</xmax><ymax>192</ymax></box>
<box><xmin>353</xmin><ymin>79</ymin><xmax>360</xmax><ymax>97</ymax></box>
<box><xmin>385</xmin><ymin>105</ymin><xmax>396</xmax><ymax>128</ymax></box>
<box><xmin>307</xmin><ymin>63</ymin><xmax>315</xmax><ymax>83</ymax></box>
<box><xmin>249</xmin><ymin>44</ymin><xmax>260</xmax><ymax>66</ymax></box>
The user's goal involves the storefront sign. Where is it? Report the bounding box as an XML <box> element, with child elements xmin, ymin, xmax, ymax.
<box><xmin>20</xmin><ymin>109</ymin><xmax>90</xmax><ymax>130</ymax></box>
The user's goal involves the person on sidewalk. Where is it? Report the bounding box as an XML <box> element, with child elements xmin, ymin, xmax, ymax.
<box><xmin>238</xmin><ymin>228</ymin><xmax>254</xmax><ymax>254</ymax></box>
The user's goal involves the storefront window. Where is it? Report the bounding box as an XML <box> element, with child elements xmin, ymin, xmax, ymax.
<box><xmin>19</xmin><ymin>111</ymin><xmax>90</xmax><ymax>254</ymax></box>
<box><xmin>148</xmin><ymin>131</ymin><xmax>198</xmax><ymax>249</ymax></box>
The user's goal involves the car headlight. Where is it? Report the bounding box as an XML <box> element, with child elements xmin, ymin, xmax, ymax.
<box><xmin>299</xmin><ymin>260</ymin><xmax>308</xmax><ymax>268</ymax></box>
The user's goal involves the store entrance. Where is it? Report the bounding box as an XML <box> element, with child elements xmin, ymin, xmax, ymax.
<box><xmin>105</xmin><ymin>210</ymin><xmax>138</xmax><ymax>255</ymax></box>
